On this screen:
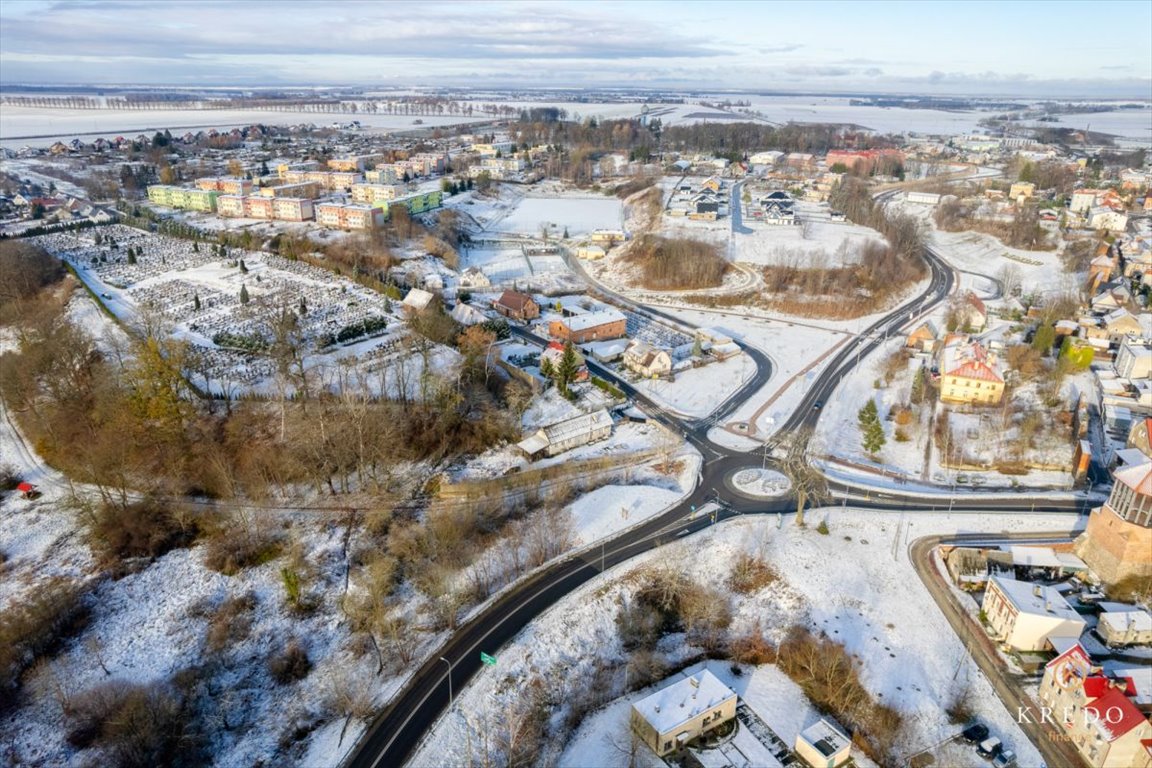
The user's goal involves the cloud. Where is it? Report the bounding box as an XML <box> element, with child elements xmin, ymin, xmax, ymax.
<box><xmin>757</xmin><ymin>45</ymin><xmax>803</xmax><ymax>54</ymax></box>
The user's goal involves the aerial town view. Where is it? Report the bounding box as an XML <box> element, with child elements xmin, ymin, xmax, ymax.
<box><xmin>1</xmin><ymin>2</ymin><xmax>1151</xmax><ymax>767</ymax></box>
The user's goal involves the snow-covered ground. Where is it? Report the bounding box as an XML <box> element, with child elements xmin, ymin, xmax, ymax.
<box><xmin>491</xmin><ymin>196</ymin><xmax>625</xmax><ymax>237</ymax></box>
<box><xmin>410</xmin><ymin>508</ymin><xmax>1078</xmax><ymax>768</ymax></box>
<box><xmin>634</xmin><ymin>354</ymin><xmax>755</xmax><ymax>419</ymax></box>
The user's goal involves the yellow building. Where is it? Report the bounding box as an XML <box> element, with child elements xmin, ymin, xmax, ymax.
<box><xmin>1009</xmin><ymin>181</ymin><xmax>1036</xmax><ymax>202</ymax></box>
<box><xmin>350</xmin><ymin>183</ymin><xmax>402</xmax><ymax>205</ymax></box>
<box><xmin>1075</xmin><ymin>463</ymin><xmax>1152</xmax><ymax>585</ymax></box>
<box><xmin>259</xmin><ymin>182</ymin><xmax>320</xmax><ymax>199</ymax></box>
<box><xmin>939</xmin><ymin>338</ymin><xmax>1005</xmax><ymax>405</ymax></box>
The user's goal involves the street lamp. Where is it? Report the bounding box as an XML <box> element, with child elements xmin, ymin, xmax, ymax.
<box><xmin>440</xmin><ymin>656</ymin><xmax>453</xmax><ymax>709</ymax></box>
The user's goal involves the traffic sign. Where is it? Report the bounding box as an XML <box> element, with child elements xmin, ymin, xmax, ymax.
<box><xmin>480</xmin><ymin>652</ymin><xmax>497</xmax><ymax>666</ymax></box>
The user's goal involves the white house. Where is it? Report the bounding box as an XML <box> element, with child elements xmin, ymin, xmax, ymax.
<box><xmin>622</xmin><ymin>339</ymin><xmax>672</xmax><ymax>378</ymax></box>
<box><xmin>458</xmin><ymin>266</ymin><xmax>491</xmax><ymax>289</ymax></box>
<box><xmin>905</xmin><ymin>191</ymin><xmax>941</xmax><ymax>206</ymax></box>
<box><xmin>1098</xmin><ymin>610</ymin><xmax>1152</xmax><ymax>647</ymax></box>
<box><xmin>982</xmin><ymin>575</ymin><xmax>1086</xmax><ymax>651</ymax></box>
<box><xmin>1089</xmin><ymin>206</ymin><xmax>1129</xmax><ymax>233</ymax></box>
<box><xmin>630</xmin><ymin>670</ymin><xmax>737</xmax><ymax>758</ymax></box>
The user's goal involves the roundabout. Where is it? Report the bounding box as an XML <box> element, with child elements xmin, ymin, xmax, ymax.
<box><xmin>729</xmin><ymin>467</ymin><xmax>792</xmax><ymax>498</ymax></box>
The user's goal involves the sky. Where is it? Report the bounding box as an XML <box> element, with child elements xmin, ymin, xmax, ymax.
<box><xmin>2</xmin><ymin>0</ymin><xmax>1151</xmax><ymax>98</ymax></box>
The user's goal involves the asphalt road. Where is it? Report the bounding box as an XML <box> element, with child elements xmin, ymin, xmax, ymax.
<box><xmin>344</xmin><ymin>218</ymin><xmax>1088</xmax><ymax>768</ymax></box>
<box><xmin>910</xmin><ymin>532</ymin><xmax>1089</xmax><ymax>768</ymax></box>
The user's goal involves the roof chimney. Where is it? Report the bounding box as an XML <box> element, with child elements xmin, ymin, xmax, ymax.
<box><xmin>1033</xmin><ymin>584</ymin><xmax>1043</xmax><ymax>597</ymax></box>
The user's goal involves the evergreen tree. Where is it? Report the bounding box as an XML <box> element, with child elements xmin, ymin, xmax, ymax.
<box><xmin>127</xmin><ymin>249</ymin><xmax>136</xmax><ymax>265</ymax></box>
<box><xmin>192</xmin><ymin>241</ymin><xmax>199</xmax><ymax>253</ymax></box>
<box><xmin>194</xmin><ymin>294</ymin><xmax>201</xmax><ymax>311</ymax></box>
<box><xmin>239</xmin><ymin>284</ymin><xmax>250</xmax><ymax>304</ymax></box>
<box><xmin>556</xmin><ymin>342</ymin><xmax>580</xmax><ymax>399</ymax></box>
<box><xmin>299</xmin><ymin>297</ymin><xmax>307</xmax><ymax>315</ymax></box>
<box><xmin>857</xmin><ymin>399</ymin><xmax>885</xmax><ymax>455</ymax></box>
<box><xmin>239</xmin><ymin>258</ymin><xmax>248</xmax><ymax>274</ymax></box>
<box><xmin>539</xmin><ymin>356</ymin><xmax>555</xmax><ymax>379</ymax></box>
<box><xmin>910</xmin><ymin>366</ymin><xmax>926</xmax><ymax>405</ymax></box>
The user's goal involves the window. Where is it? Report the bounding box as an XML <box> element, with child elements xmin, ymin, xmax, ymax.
<box><xmin>664</xmin><ymin>741</ymin><xmax>672</xmax><ymax>752</ymax></box>
<box><xmin>703</xmin><ymin>716</ymin><xmax>711</xmax><ymax>726</ymax></box>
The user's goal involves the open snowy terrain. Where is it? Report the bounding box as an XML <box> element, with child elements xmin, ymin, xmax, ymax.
<box><xmin>409</xmin><ymin>508</ymin><xmax>1079</xmax><ymax>768</ymax></box>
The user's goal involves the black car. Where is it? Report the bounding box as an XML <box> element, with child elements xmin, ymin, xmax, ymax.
<box><xmin>961</xmin><ymin>723</ymin><xmax>989</xmax><ymax>744</ymax></box>
<box><xmin>812</xmin><ymin>401</ymin><xmax>823</xmax><ymax>410</ymax></box>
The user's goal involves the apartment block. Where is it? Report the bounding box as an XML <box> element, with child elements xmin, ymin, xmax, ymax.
<box><xmin>258</xmin><ymin>182</ymin><xmax>320</xmax><ymax>199</ymax></box>
<box><xmin>316</xmin><ymin>202</ymin><xmax>384</xmax><ymax>230</ymax></box>
<box><xmin>327</xmin><ymin>154</ymin><xmax>384</xmax><ymax>172</ymax></box>
<box><xmin>217</xmin><ymin>195</ymin><xmax>313</xmax><ymax>221</ymax></box>
<box><xmin>350</xmin><ymin>183</ymin><xmax>403</xmax><ymax>205</ymax></box>
<box><xmin>194</xmin><ymin>177</ymin><xmax>253</xmax><ymax>195</ymax></box>
<box><xmin>146</xmin><ymin>185</ymin><xmax>219</xmax><ymax>212</ymax></box>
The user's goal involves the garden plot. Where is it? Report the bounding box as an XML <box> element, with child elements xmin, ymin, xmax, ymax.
<box><xmin>31</xmin><ymin>226</ymin><xmax>418</xmax><ymax>395</ymax></box>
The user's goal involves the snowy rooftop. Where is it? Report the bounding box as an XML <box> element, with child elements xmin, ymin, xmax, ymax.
<box><xmin>1099</xmin><ymin>610</ymin><xmax>1152</xmax><ymax>634</ymax></box>
<box><xmin>539</xmin><ymin>408</ymin><xmax>613</xmax><ymax>443</ymax></box>
<box><xmin>559</xmin><ymin>309</ymin><xmax>626</xmax><ymax>332</ymax></box>
<box><xmin>631</xmin><ymin>670</ymin><xmax>736</xmax><ymax>734</ymax></box>
<box><xmin>1009</xmin><ymin>546</ymin><xmax>1063</xmax><ymax>569</ymax></box>
<box><xmin>991</xmin><ymin>576</ymin><xmax>1081</xmax><ymax>621</ymax></box>
<box><xmin>797</xmin><ymin>718</ymin><xmax>851</xmax><ymax>757</ymax></box>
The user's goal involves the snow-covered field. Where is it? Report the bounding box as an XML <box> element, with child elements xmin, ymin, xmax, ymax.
<box><xmin>410</xmin><ymin>509</ymin><xmax>1077</xmax><ymax>768</ymax></box>
<box><xmin>0</xmin><ymin>105</ymin><xmax>492</xmax><ymax>147</ymax></box>
<box><xmin>733</xmin><ymin>214</ymin><xmax>886</xmax><ymax>267</ymax></box>
<box><xmin>634</xmin><ymin>354</ymin><xmax>755</xmax><ymax>418</ymax></box>
<box><xmin>492</xmin><ymin>196</ymin><xmax>624</xmax><ymax>237</ymax></box>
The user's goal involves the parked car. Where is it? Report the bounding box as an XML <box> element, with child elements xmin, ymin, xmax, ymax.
<box><xmin>977</xmin><ymin>737</ymin><xmax>1003</xmax><ymax>759</ymax></box>
<box><xmin>961</xmin><ymin>723</ymin><xmax>989</xmax><ymax>744</ymax></box>
<box><xmin>993</xmin><ymin>749</ymin><xmax>1017</xmax><ymax>768</ymax></box>
<box><xmin>812</xmin><ymin>401</ymin><xmax>823</xmax><ymax>410</ymax></box>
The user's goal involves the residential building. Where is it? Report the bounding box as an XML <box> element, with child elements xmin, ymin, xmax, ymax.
<box><xmin>1071</xmin><ymin>190</ymin><xmax>1104</xmax><ymax>214</ymax></box>
<box><xmin>516</xmin><ymin>409</ymin><xmax>613</xmax><ymax>460</ymax></box>
<box><xmin>540</xmin><ymin>341</ymin><xmax>588</xmax><ymax>381</ymax></box>
<box><xmin>471</xmin><ymin>141</ymin><xmax>516</xmax><ymax>157</ymax></box>
<box><xmin>327</xmin><ymin>154</ymin><xmax>383</xmax><ymax>172</ymax></box>
<box><xmin>458</xmin><ymin>267</ymin><xmax>491</xmax><ymax>290</ymax></box>
<box><xmin>365</xmin><ymin>166</ymin><xmax>402</xmax><ymax>185</ymax></box>
<box><xmin>794</xmin><ymin>719</ymin><xmax>852</xmax><ymax>768</ymax></box>
<box><xmin>282</xmin><ymin>169</ymin><xmax>362</xmax><ymax>191</ymax></box>
<box><xmin>315</xmin><ymin>202</ymin><xmax>384</xmax><ymax>230</ymax></box>
<box><xmin>905</xmin><ymin>321</ymin><xmax>938</xmax><ymax>352</ymax></box>
<box><xmin>939</xmin><ymin>338</ymin><xmax>1005</xmax><ymax>405</ymax></box>
<box><xmin>981</xmin><ymin>575</ymin><xmax>1086</xmax><ymax>651</ymax></box>
<box><xmin>146</xmin><ymin>185</ymin><xmax>218</xmax><ymax>212</ymax></box>
<box><xmin>629</xmin><ymin>670</ymin><xmax>737</xmax><ymax>758</ymax></box>
<box><xmin>549</xmin><ymin>309</ymin><xmax>627</xmax><ymax>344</ymax></box>
<box><xmin>492</xmin><ymin>290</ymin><xmax>539</xmax><ymax>321</ymax></box>
<box><xmin>1116</xmin><ymin>340</ymin><xmax>1152</xmax><ymax>380</ymax></box>
<box><xmin>1098</xmin><ymin>610</ymin><xmax>1152</xmax><ymax>647</ymax></box>
<box><xmin>1090</xmin><ymin>206</ymin><xmax>1129</xmax><ymax>233</ymax></box>
<box><xmin>591</xmin><ymin>229</ymin><xmax>628</xmax><ymax>245</ymax></box>
<box><xmin>195</xmin><ymin>177</ymin><xmax>253</xmax><ymax>196</ymax></box>
<box><xmin>1128</xmin><ymin>418</ymin><xmax>1152</xmax><ymax>457</ymax></box>
<box><xmin>622</xmin><ymin>340</ymin><xmax>672</xmax><ymax>378</ymax></box>
<box><xmin>1039</xmin><ymin>644</ymin><xmax>1152</xmax><ymax>768</ymax></box>
<box><xmin>276</xmin><ymin>161</ymin><xmax>320</xmax><ymax>179</ymax></box>
<box><xmin>271</xmin><ymin>197</ymin><xmax>313</xmax><ymax>222</ymax></box>
<box><xmin>388</xmin><ymin>190</ymin><xmax>443</xmax><ymax>216</ymax></box>
<box><xmin>905</xmin><ymin>191</ymin><xmax>941</xmax><ymax>206</ymax></box>
<box><xmin>825</xmin><ymin>148</ymin><xmax>904</xmax><ymax>175</ymax></box>
<box><xmin>450</xmin><ymin>303</ymin><xmax>487</xmax><ymax>326</ymax></box>
<box><xmin>258</xmin><ymin>181</ymin><xmax>320</xmax><ymax>199</ymax></box>
<box><xmin>350</xmin><ymin>184</ymin><xmax>403</xmax><ymax>205</ymax></box>
<box><xmin>1009</xmin><ymin>181</ymin><xmax>1036</xmax><ymax>202</ymax></box>
<box><xmin>1105</xmin><ymin>310</ymin><xmax>1144</xmax><ymax>342</ymax></box>
<box><xmin>1076</xmin><ymin>463</ymin><xmax>1152</xmax><ymax>585</ymax></box>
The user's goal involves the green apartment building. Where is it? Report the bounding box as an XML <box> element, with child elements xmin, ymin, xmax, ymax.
<box><xmin>385</xmin><ymin>190</ymin><xmax>443</xmax><ymax>219</ymax></box>
<box><xmin>147</xmin><ymin>185</ymin><xmax>219</xmax><ymax>212</ymax></box>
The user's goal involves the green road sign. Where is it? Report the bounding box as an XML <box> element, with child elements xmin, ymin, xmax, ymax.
<box><xmin>480</xmin><ymin>651</ymin><xmax>497</xmax><ymax>666</ymax></box>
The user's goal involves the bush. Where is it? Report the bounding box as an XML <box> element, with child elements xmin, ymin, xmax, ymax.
<box><xmin>201</xmin><ymin>515</ymin><xmax>284</xmax><ymax>575</ymax></box>
<box><xmin>727</xmin><ymin>552</ymin><xmax>779</xmax><ymax>594</ymax></box>
<box><xmin>816</xmin><ymin>521</ymin><xmax>830</xmax><ymax>535</ymax></box>
<box><xmin>0</xmin><ymin>578</ymin><xmax>90</xmax><ymax>712</ymax></box>
<box><xmin>88</xmin><ymin>499</ymin><xmax>200</xmax><ymax>566</ymax></box>
<box><xmin>623</xmin><ymin>235</ymin><xmax>730</xmax><ymax>290</ymax></box>
<box><xmin>728</xmin><ymin>620</ymin><xmax>777</xmax><ymax>665</ymax></box>
<box><xmin>65</xmin><ymin>679</ymin><xmax>191</xmax><ymax>767</ymax></box>
<box><xmin>204</xmin><ymin>592</ymin><xmax>257</xmax><ymax>653</ymax></box>
<box><xmin>0</xmin><ymin>463</ymin><xmax>21</xmax><ymax>492</ymax></box>
<box><xmin>267</xmin><ymin>639</ymin><xmax>312</xmax><ymax>684</ymax></box>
